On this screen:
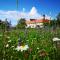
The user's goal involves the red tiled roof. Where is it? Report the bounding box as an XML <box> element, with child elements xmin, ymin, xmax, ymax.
<box><xmin>26</xmin><ymin>19</ymin><xmax>50</xmax><ymax>24</ymax></box>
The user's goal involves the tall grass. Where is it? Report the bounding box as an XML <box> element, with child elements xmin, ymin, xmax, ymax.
<box><xmin>0</xmin><ymin>28</ymin><xmax>60</xmax><ymax>60</ymax></box>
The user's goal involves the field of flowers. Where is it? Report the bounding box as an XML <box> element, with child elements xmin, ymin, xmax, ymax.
<box><xmin>0</xmin><ymin>28</ymin><xmax>60</xmax><ymax>60</ymax></box>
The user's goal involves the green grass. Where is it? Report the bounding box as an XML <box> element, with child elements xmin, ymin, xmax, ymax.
<box><xmin>0</xmin><ymin>28</ymin><xmax>60</xmax><ymax>60</ymax></box>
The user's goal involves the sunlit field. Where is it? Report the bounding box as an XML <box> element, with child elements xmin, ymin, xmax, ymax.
<box><xmin>0</xmin><ymin>28</ymin><xmax>60</xmax><ymax>60</ymax></box>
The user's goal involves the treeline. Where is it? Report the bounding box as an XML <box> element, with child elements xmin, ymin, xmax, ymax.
<box><xmin>49</xmin><ymin>13</ymin><xmax>60</xmax><ymax>28</ymax></box>
<box><xmin>0</xmin><ymin>18</ymin><xmax>11</xmax><ymax>31</ymax></box>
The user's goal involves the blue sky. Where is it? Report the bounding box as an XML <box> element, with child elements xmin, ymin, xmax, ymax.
<box><xmin>0</xmin><ymin>0</ymin><xmax>60</xmax><ymax>26</ymax></box>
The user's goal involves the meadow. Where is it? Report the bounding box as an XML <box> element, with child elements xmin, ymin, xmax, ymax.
<box><xmin>0</xmin><ymin>28</ymin><xmax>60</xmax><ymax>60</ymax></box>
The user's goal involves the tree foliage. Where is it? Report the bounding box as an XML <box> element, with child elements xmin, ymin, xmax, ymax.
<box><xmin>50</xmin><ymin>19</ymin><xmax>56</xmax><ymax>27</ymax></box>
<box><xmin>0</xmin><ymin>19</ymin><xmax>11</xmax><ymax>30</ymax></box>
<box><xmin>56</xmin><ymin>13</ymin><xmax>60</xmax><ymax>27</ymax></box>
<box><xmin>17</xmin><ymin>18</ymin><xmax>26</xmax><ymax>29</ymax></box>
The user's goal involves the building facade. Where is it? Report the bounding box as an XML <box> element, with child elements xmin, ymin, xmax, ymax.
<box><xmin>26</xmin><ymin>19</ymin><xmax>50</xmax><ymax>28</ymax></box>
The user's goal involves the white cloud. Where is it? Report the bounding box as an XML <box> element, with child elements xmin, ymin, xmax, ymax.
<box><xmin>0</xmin><ymin>7</ymin><xmax>51</xmax><ymax>20</ymax></box>
<box><xmin>0</xmin><ymin>10</ymin><xmax>19</xmax><ymax>20</ymax></box>
<box><xmin>45</xmin><ymin>15</ymin><xmax>50</xmax><ymax>19</ymax></box>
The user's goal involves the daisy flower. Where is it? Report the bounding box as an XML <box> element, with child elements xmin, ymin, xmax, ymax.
<box><xmin>8</xmin><ymin>40</ymin><xmax>11</xmax><ymax>42</ymax></box>
<box><xmin>16</xmin><ymin>45</ymin><xmax>29</xmax><ymax>52</ymax></box>
<box><xmin>6</xmin><ymin>44</ymin><xmax>9</xmax><ymax>48</ymax></box>
<box><xmin>53</xmin><ymin>37</ymin><xmax>60</xmax><ymax>42</ymax></box>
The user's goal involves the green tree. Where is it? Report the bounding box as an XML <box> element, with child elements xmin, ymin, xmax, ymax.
<box><xmin>50</xmin><ymin>19</ymin><xmax>56</xmax><ymax>27</ymax></box>
<box><xmin>17</xmin><ymin>18</ymin><xmax>26</xmax><ymax>29</ymax></box>
<box><xmin>50</xmin><ymin>19</ymin><xmax>57</xmax><ymax>30</ymax></box>
<box><xmin>56</xmin><ymin>13</ymin><xmax>60</xmax><ymax>27</ymax></box>
<box><xmin>0</xmin><ymin>19</ymin><xmax>11</xmax><ymax>30</ymax></box>
<box><xmin>0</xmin><ymin>20</ymin><xmax>2</xmax><ymax>29</ymax></box>
<box><xmin>0</xmin><ymin>20</ymin><xmax>6</xmax><ymax>29</ymax></box>
<box><xmin>4</xmin><ymin>18</ymin><xmax>11</xmax><ymax>31</ymax></box>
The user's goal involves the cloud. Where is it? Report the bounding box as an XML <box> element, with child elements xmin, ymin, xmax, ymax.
<box><xmin>0</xmin><ymin>7</ymin><xmax>50</xmax><ymax>20</ymax></box>
<box><xmin>0</xmin><ymin>10</ymin><xmax>20</xmax><ymax>26</ymax></box>
<box><xmin>0</xmin><ymin>10</ymin><xmax>18</xmax><ymax>20</ymax></box>
<box><xmin>19</xmin><ymin>7</ymin><xmax>50</xmax><ymax>19</ymax></box>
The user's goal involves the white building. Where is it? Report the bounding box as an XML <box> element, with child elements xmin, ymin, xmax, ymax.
<box><xmin>26</xmin><ymin>19</ymin><xmax>50</xmax><ymax>28</ymax></box>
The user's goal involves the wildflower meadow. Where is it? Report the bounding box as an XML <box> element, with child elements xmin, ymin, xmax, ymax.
<box><xmin>0</xmin><ymin>28</ymin><xmax>60</xmax><ymax>60</ymax></box>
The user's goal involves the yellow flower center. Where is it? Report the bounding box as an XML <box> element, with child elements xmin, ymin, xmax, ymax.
<box><xmin>21</xmin><ymin>45</ymin><xmax>25</xmax><ymax>48</ymax></box>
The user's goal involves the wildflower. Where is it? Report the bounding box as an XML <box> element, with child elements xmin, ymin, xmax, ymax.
<box><xmin>38</xmin><ymin>49</ymin><xmax>48</xmax><ymax>57</ymax></box>
<box><xmin>11</xmin><ymin>46</ymin><xmax>14</xmax><ymax>48</ymax></box>
<box><xmin>53</xmin><ymin>37</ymin><xmax>60</xmax><ymax>42</ymax></box>
<box><xmin>16</xmin><ymin>45</ymin><xmax>29</xmax><ymax>52</ymax></box>
<box><xmin>7</xmin><ymin>36</ymin><xmax>10</xmax><ymax>39</ymax></box>
<box><xmin>6</xmin><ymin>44</ymin><xmax>9</xmax><ymax>48</ymax></box>
<box><xmin>37</xmin><ymin>47</ymin><xmax>39</xmax><ymax>50</ymax></box>
<box><xmin>8</xmin><ymin>40</ymin><xmax>11</xmax><ymax>42</ymax></box>
<box><xmin>15</xmin><ymin>46</ymin><xmax>20</xmax><ymax>51</ymax></box>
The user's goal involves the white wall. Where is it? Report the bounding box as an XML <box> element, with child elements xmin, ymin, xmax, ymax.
<box><xmin>26</xmin><ymin>23</ymin><xmax>44</xmax><ymax>28</ymax></box>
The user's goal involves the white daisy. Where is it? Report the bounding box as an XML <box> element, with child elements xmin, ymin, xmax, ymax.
<box><xmin>16</xmin><ymin>45</ymin><xmax>29</xmax><ymax>52</ymax></box>
<box><xmin>53</xmin><ymin>37</ymin><xmax>60</xmax><ymax>42</ymax></box>
<box><xmin>8</xmin><ymin>40</ymin><xmax>11</xmax><ymax>42</ymax></box>
<box><xmin>37</xmin><ymin>47</ymin><xmax>39</xmax><ymax>50</ymax></box>
<box><xmin>6</xmin><ymin>44</ymin><xmax>9</xmax><ymax>48</ymax></box>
